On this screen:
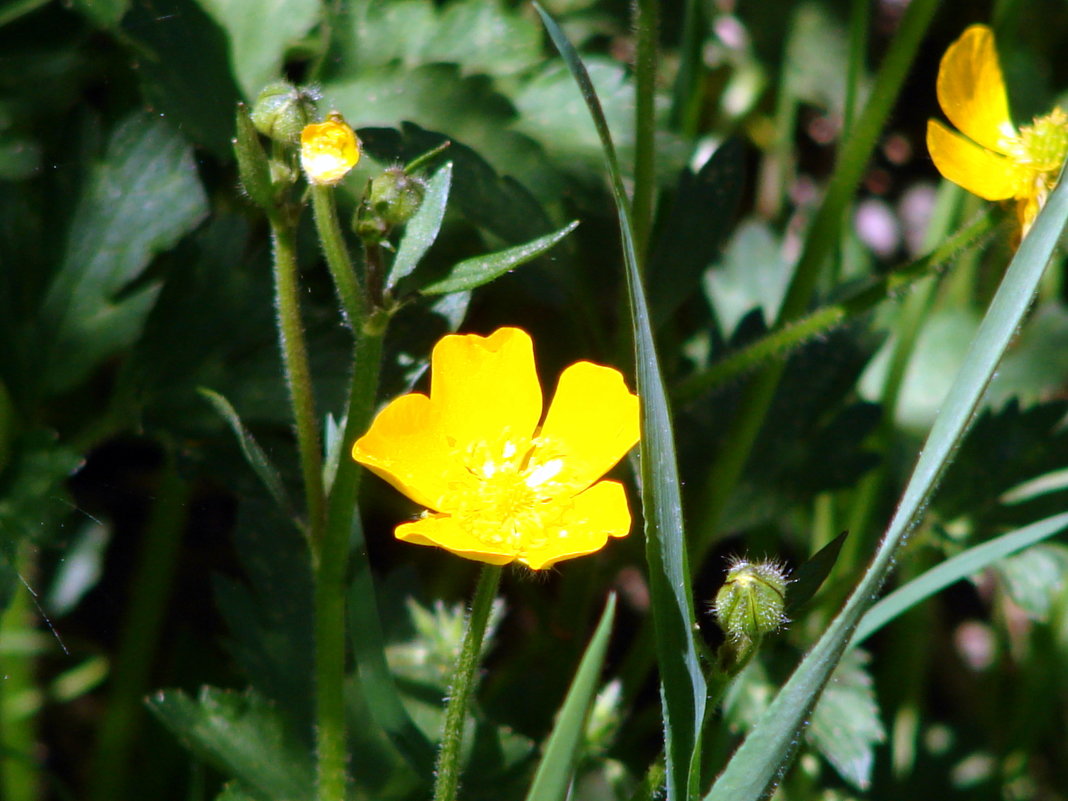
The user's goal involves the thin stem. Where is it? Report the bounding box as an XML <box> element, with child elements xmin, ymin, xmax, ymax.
<box><xmin>271</xmin><ymin>221</ymin><xmax>327</xmax><ymax>554</ymax></box>
<box><xmin>432</xmin><ymin>564</ymin><xmax>503</xmax><ymax>801</ymax></box>
<box><xmin>632</xmin><ymin>0</ymin><xmax>658</xmax><ymax>263</ymax></box>
<box><xmin>312</xmin><ymin>185</ymin><xmax>368</xmax><ymax>328</ymax></box>
<box><xmin>89</xmin><ymin>460</ymin><xmax>189</xmax><ymax>801</ymax></box>
<box><xmin>670</xmin><ymin>0</ymin><xmax>703</xmax><ymax>137</ymax></box>
<box><xmin>316</xmin><ymin>320</ymin><xmax>388</xmax><ymax>801</ymax></box>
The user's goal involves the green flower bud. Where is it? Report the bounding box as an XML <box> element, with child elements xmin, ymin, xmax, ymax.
<box><xmin>250</xmin><ymin>82</ymin><xmax>319</xmax><ymax>144</ymax></box>
<box><xmin>368</xmin><ymin>167</ymin><xmax>426</xmax><ymax>226</ymax></box>
<box><xmin>713</xmin><ymin>557</ymin><xmax>789</xmax><ymax>644</ymax></box>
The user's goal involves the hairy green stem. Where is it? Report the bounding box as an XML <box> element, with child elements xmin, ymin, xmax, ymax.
<box><xmin>693</xmin><ymin>0</ymin><xmax>940</xmax><ymax>559</ymax></box>
<box><xmin>632</xmin><ymin>0</ymin><xmax>658</xmax><ymax>263</ymax></box>
<box><xmin>89</xmin><ymin>461</ymin><xmax>189</xmax><ymax>801</ymax></box>
<box><xmin>433</xmin><ymin>564</ymin><xmax>502</xmax><ymax>801</ymax></box>
<box><xmin>676</xmin><ymin>207</ymin><xmax>997</xmax><ymax>405</ymax></box>
<box><xmin>271</xmin><ymin>222</ymin><xmax>327</xmax><ymax>550</ymax></box>
<box><xmin>312</xmin><ymin>186</ymin><xmax>367</xmax><ymax>327</ymax></box>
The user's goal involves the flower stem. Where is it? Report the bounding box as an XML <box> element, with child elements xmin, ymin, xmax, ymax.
<box><xmin>433</xmin><ymin>564</ymin><xmax>502</xmax><ymax>801</ymax></box>
<box><xmin>632</xmin><ymin>0</ymin><xmax>658</xmax><ymax>263</ymax></box>
<box><xmin>312</xmin><ymin>185</ymin><xmax>368</xmax><ymax>328</ymax></box>
<box><xmin>271</xmin><ymin>221</ymin><xmax>327</xmax><ymax>551</ymax></box>
<box><xmin>316</xmin><ymin>319</ymin><xmax>388</xmax><ymax>801</ymax></box>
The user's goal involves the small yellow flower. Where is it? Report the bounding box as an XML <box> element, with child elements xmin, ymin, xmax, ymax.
<box><xmin>352</xmin><ymin>327</ymin><xmax>640</xmax><ymax>570</ymax></box>
<box><xmin>927</xmin><ymin>24</ymin><xmax>1068</xmax><ymax>233</ymax></box>
<box><xmin>300</xmin><ymin>113</ymin><xmax>360</xmax><ymax>185</ymax></box>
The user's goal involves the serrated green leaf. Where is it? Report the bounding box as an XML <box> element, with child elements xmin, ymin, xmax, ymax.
<box><xmin>806</xmin><ymin>649</ymin><xmax>884</xmax><ymax>790</ymax></box>
<box><xmin>997</xmin><ymin>543</ymin><xmax>1068</xmax><ymax>621</ymax></box>
<box><xmin>704</xmin><ymin>139</ymin><xmax>1068</xmax><ymax>801</ymax></box>
<box><xmin>703</xmin><ymin>220</ymin><xmax>790</xmax><ymax>336</ymax></box>
<box><xmin>387</xmin><ymin>162</ymin><xmax>452</xmax><ymax>289</ymax></box>
<box><xmin>194</xmin><ymin>0</ymin><xmax>320</xmax><ymax>99</ymax></box>
<box><xmin>852</xmin><ymin>512</ymin><xmax>1068</xmax><ymax>645</ymax></box>
<box><xmin>147</xmin><ymin>687</ymin><xmax>315</xmax><ymax>801</ymax></box>
<box><xmin>198</xmin><ymin>388</ymin><xmax>294</xmax><ymax>519</ymax></box>
<box><xmin>534</xmin><ymin>6</ymin><xmax>706</xmax><ymax>799</ymax></box>
<box><xmin>524</xmin><ymin>595</ymin><xmax>616</xmax><ymax>801</ymax></box>
<box><xmin>40</xmin><ymin>113</ymin><xmax>207</xmax><ymax>394</ymax></box>
<box><xmin>418</xmin><ymin>221</ymin><xmax>578</xmax><ymax>295</ymax></box>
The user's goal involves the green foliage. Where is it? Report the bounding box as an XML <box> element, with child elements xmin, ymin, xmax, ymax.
<box><xmin>148</xmin><ymin>687</ymin><xmax>316</xmax><ymax>801</ymax></box>
<box><xmin>6</xmin><ymin>1</ymin><xmax>1068</xmax><ymax>800</ymax></box>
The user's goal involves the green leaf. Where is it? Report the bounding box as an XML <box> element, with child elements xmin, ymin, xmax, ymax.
<box><xmin>40</xmin><ymin>113</ymin><xmax>208</xmax><ymax>394</ymax></box>
<box><xmin>417</xmin><ymin>221</ymin><xmax>578</xmax><ymax>295</ymax></box>
<box><xmin>344</xmin><ymin>0</ymin><xmax>540</xmax><ymax>77</ymax></box>
<box><xmin>703</xmin><ymin>220</ymin><xmax>789</xmax><ymax>337</ymax></box>
<box><xmin>121</xmin><ymin>0</ymin><xmax>242</xmax><ymax>158</ymax></box>
<box><xmin>147</xmin><ymin>687</ymin><xmax>315</xmax><ymax>801</ymax></box>
<box><xmin>359</xmin><ymin>123</ymin><xmax>556</xmax><ymax>246</ymax></box>
<box><xmin>703</xmin><ymin>144</ymin><xmax>1068</xmax><ymax>801</ymax></box>
<box><xmin>649</xmin><ymin>139</ymin><xmax>746</xmax><ymax>328</ymax></box>
<box><xmin>524</xmin><ymin>595</ymin><xmax>616</xmax><ymax>801</ymax></box>
<box><xmin>785</xmin><ymin>531</ymin><xmax>848</xmax><ymax>616</ymax></box>
<box><xmin>70</xmin><ymin>0</ymin><xmax>128</xmax><ymax>27</ymax></box>
<box><xmin>996</xmin><ymin>543</ymin><xmax>1068</xmax><ymax>622</ymax></box>
<box><xmin>852</xmin><ymin>512</ymin><xmax>1068</xmax><ymax>645</ymax></box>
<box><xmin>805</xmin><ymin>649</ymin><xmax>884</xmax><ymax>790</ymax></box>
<box><xmin>216</xmin><ymin>783</ymin><xmax>260</xmax><ymax>801</ymax></box>
<box><xmin>194</xmin><ymin>0</ymin><xmax>320</xmax><ymax>99</ymax></box>
<box><xmin>198</xmin><ymin>388</ymin><xmax>294</xmax><ymax>520</ymax></box>
<box><xmin>534</xmin><ymin>6</ymin><xmax>707</xmax><ymax>799</ymax></box>
<box><xmin>387</xmin><ymin>162</ymin><xmax>452</xmax><ymax>289</ymax></box>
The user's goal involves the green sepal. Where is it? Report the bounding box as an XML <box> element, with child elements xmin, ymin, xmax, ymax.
<box><xmin>234</xmin><ymin>103</ymin><xmax>275</xmax><ymax>214</ymax></box>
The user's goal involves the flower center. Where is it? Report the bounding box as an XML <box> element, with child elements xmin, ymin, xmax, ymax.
<box><xmin>446</xmin><ymin>432</ymin><xmax>570</xmax><ymax>556</ymax></box>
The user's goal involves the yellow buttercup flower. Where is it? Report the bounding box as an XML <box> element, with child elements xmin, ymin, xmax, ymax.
<box><xmin>927</xmin><ymin>24</ymin><xmax>1068</xmax><ymax>233</ymax></box>
<box><xmin>300</xmin><ymin>113</ymin><xmax>360</xmax><ymax>186</ymax></box>
<box><xmin>352</xmin><ymin>327</ymin><xmax>640</xmax><ymax>570</ymax></box>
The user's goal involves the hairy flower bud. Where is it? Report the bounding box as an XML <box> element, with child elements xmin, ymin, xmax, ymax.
<box><xmin>250</xmin><ymin>82</ymin><xmax>319</xmax><ymax>144</ymax></box>
<box><xmin>369</xmin><ymin>167</ymin><xmax>427</xmax><ymax>226</ymax></box>
<box><xmin>713</xmin><ymin>557</ymin><xmax>789</xmax><ymax>644</ymax></box>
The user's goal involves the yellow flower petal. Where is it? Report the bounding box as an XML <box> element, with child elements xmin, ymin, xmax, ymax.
<box><xmin>927</xmin><ymin>119</ymin><xmax>1020</xmax><ymax>200</ymax></box>
<box><xmin>351</xmin><ymin>393</ymin><xmax>472</xmax><ymax>511</ymax></box>
<box><xmin>430</xmin><ymin>328</ymin><xmax>543</xmax><ymax>450</ymax></box>
<box><xmin>394</xmin><ymin>479</ymin><xmax>631</xmax><ymax>570</ymax></box>
<box><xmin>395</xmin><ymin>514</ymin><xmax>518</xmax><ymax>566</ymax></box>
<box><xmin>522</xmin><ymin>480</ymin><xmax>632</xmax><ymax>570</ymax></box>
<box><xmin>936</xmin><ymin>24</ymin><xmax>1016</xmax><ymax>154</ymax></box>
<box><xmin>534</xmin><ymin>361</ymin><xmax>640</xmax><ymax>494</ymax></box>
<box><xmin>300</xmin><ymin>115</ymin><xmax>360</xmax><ymax>185</ymax></box>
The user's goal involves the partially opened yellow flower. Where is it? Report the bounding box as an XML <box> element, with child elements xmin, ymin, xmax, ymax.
<box><xmin>352</xmin><ymin>327</ymin><xmax>640</xmax><ymax>570</ymax></box>
<box><xmin>927</xmin><ymin>24</ymin><xmax>1068</xmax><ymax>233</ymax></box>
<box><xmin>300</xmin><ymin>112</ymin><xmax>360</xmax><ymax>186</ymax></box>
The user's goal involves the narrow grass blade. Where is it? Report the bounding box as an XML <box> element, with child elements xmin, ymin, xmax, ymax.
<box><xmin>524</xmin><ymin>595</ymin><xmax>617</xmax><ymax>801</ymax></box>
<box><xmin>851</xmin><ymin>512</ymin><xmax>1068</xmax><ymax>646</ymax></box>
<box><xmin>533</xmin><ymin>6</ymin><xmax>707</xmax><ymax>799</ymax></box>
<box><xmin>704</xmin><ymin>170</ymin><xmax>1068</xmax><ymax>801</ymax></box>
<box><xmin>198</xmin><ymin>388</ymin><xmax>294</xmax><ymax>520</ymax></box>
